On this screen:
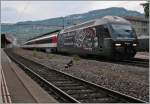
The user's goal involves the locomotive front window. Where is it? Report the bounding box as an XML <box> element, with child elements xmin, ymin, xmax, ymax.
<box><xmin>112</xmin><ymin>24</ymin><xmax>132</xmax><ymax>31</ymax></box>
<box><xmin>110</xmin><ymin>24</ymin><xmax>135</xmax><ymax>39</ymax></box>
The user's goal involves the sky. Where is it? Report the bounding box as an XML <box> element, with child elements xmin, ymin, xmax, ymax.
<box><xmin>1</xmin><ymin>1</ymin><xmax>146</xmax><ymax>23</ymax></box>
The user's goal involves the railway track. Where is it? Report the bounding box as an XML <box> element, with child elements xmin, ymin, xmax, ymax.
<box><xmin>83</xmin><ymin>56</ymin><xmax>149</xmax><ymax>68</ymax></box>
<box><xmin>5</xmin><ymin>50</ymin><xmax>146</xmax><ymax>103</ymax></box>
<box><xmin>67</xmin><ymin>53</ymin><xmax>149</xmax><ymax>68</ymax></box>
<box><xmin>132</xmin><ymin>58</ymin><xmax>149</xmax><ymax>62</ymax></box>
<box><xmin>121</xmin><ymin>59</ymin><xmax>149</xmax><ymax>68</ymax></box>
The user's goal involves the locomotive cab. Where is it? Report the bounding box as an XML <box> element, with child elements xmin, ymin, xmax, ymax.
<box><xmin>106</xmin><ymin>19</ymin><xmax>138</xmax><ymax>59</ymax></box>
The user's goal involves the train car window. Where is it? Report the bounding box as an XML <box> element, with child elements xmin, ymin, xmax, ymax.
<box><xmin>110</xmin><ymin>24</ymin><xmax>135</xmax><ymax>38</ymax></box>
<box><xmin>58</xmin><ymin>33</ymin><xmax>64</xmax><ymax>47</ymax></box>
<box><xmin>103</xmin><ymin>27</ymin><xmax>110</xmax><ymax>38</ymax></box>
<box><xmin>34</xmin><ymin>38</ymin><xmax>52</xmax><ymax>44</ymax></box>
<box><xmin>94</xmin><ymin>37</ymin><xmax>98</xmax><ymax>48</ymax></box>
<box><xmin>96</xmin><ymin>25</ymin><xmax>105</xmax><ymax>48</ymax></box>
<box><xmin>62</xmin><ymin>31</ymin><xmax>75</xmax><ymax>46</ymax></box>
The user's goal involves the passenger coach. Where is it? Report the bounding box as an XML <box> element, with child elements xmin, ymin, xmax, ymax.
<box><xmin>23</xmin><ymin>30</ymin><xmax>60</xmax><ymax>52</ymax></box>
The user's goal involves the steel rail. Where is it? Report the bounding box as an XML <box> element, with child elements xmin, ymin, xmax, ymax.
<box><xmin>121</xmin><ymin>60</ymin><xmax>149</xmax><ymax>68</ymax></box>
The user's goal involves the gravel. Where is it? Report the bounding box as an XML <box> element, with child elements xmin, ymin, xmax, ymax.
<box><xmin>135</xmin><ymin>52</ymin><xmax>149</xmax><ymax>60</ymax></box>
<box><xmin>13</xmin><ymin>48</ymin><xmax>149</xmax><ymax>101</ymax></box>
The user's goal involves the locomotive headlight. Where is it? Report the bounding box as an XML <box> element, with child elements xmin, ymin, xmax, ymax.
<box><xmin>133</xmin><ymin>43</ymin><xmax>137</xmax><ymax>46</ymax></box>
<box><xmin>115</xmin><ymin>43</ymin><xmax>121</xmax><ymax>46</ymax></box>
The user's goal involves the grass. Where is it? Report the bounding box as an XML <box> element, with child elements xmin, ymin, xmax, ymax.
<box><xmin>73</xmin><ymin>55</ymin><xmax>80</xmax><ymax>62</ymax></box>
<box><xmin>47</xmin><ymin>53</ymin><xmax>55</xmax><ymax>59</ymax></box>
<box><xmin>15</xmin><ymin>49</ymin><xmax>19</xmax><ymax>54</ymax></box>
<box><xmin>32</xmin><ymin>50</ymin><xmax>37</xmax><ymax>57</ymax></box>
<box><xmin>32</xmin><ymin>49</ymin><xmax>56</xmax><ymax>59</ymax></box>
<box><xmin>33</xmin><ymin>50</ymin><xmax>44</xmax><ymax>59</ymax></box>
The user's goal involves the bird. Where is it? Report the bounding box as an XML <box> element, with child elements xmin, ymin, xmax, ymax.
<box><xmin>65</xmin><ymin>60</ymin><xmax>73</xmax><ymax>68</ymax></box>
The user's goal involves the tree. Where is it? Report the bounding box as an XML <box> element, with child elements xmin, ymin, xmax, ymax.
<box><xmin>141</xmin><ymin>1</ymin><xmax>149</xmax><ymax>18</ymax></box>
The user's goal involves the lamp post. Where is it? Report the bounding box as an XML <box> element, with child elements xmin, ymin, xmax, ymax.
<box><xmin>62</xmin><ymin>17</ymin><xmax>64</xmax><ymax>29</ymax></box>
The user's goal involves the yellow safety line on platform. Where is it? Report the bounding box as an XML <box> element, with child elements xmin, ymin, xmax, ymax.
<box><xmin>1</xmin><ymin>69</ymin><xmax>12</xmax><ymax>103</ymax></box>
<box><xmin>0</xmin><ymin>65</ymin><xmax>3</xmax><ymax>104</ymax></box>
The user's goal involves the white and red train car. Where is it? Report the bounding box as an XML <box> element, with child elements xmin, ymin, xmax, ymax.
<box><xmin>22</xmin><ymin>30</ymin><xmax>60</xmax><ymax>52</ymax></box>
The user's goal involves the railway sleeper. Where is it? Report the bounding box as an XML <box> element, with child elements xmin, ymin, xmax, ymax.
<box><xmin>55</xmin><ymin>83</ymin><xmax>82</xmax><ymax>87</ymax></box>
<box><xmin>52</xmin><ymin>81</ymin><xmax>75</xmax><ymax>84</ymax></box>
<box><xmin>40</xmin><ymin>74</ymin><xmax>70</xmax><ymax>79</ymax></box>
<box><xmin>48</xmin><ymin>79</ymin><xmax>70</xmax><ymax>82</ymax></box>
<box><xmin>72</xmin><ymin>93</ymin><xmax>108</xmax><ymax>100</ymax></box>
<box><xmin>42</xmin><ymin>85</ymin><xmax>68</xmax><ymax>102</ymax></box>
<box><xmin>34</xmin><ymin>72</ymin><xmax>60</xmax><ymax>78</ymax></box>
<box><xmin>40</xmin><ymin>77</ymin><xmax>70</xmax><ymax>83</ymax></box>
<box><xmin>65</xmin><ymin>89</ymin><xmax>94</xmax><ymax>95</ymax></box>
<box><xmin>79</xmin><ymin>97</ymin><xmax>118</xmax><ymax>103</ymax></box>
<box><xmin>60</xmin><ymin>87</ymin><xmax>87</xmax><ymax>91</ymax></box>
<box><xmin>59</xmin><ymin>86</ymin><xmax>85</xmax><ymax>90</ymax></box>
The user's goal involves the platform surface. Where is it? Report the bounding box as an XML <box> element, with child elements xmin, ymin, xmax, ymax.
<box><xmin>1</xmin><ymin>49</ymin><xmax>58</xmax><ymax>103</ymax></box>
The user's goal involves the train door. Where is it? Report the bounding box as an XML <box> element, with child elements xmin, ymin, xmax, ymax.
<box><xmin>96</xmin><ymin>25</ymin><xmax>104</xmax><ymax>50</ymax></box>
<box><xmin>57</xmin><ymin>33</ymin><xmax>64</xmax><ymax>52</ymax></box>
<box><xmin>96</xmin><ymin>25</ymin><xmax>110</xmax><ymax>51</ymax></box>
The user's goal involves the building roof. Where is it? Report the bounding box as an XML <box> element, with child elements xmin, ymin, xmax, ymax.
<box><xmin>123</xmin><ymin>16</ymin><xmax>149</xmax><ymax>23</ymax></box>
<box><xmin>1</xmin><ymin>33</ymin><xmax>15</xmax><ymax>43</ymax></box>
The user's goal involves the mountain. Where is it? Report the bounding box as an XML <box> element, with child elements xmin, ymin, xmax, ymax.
<box><xmin>1</xmin><ymin>7</ymin><xmax>144</xmax><ymax>43</ymax></box>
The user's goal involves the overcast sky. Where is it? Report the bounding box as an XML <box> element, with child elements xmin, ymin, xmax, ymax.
<box><xmin>1</xmin><ymin>1</ymin><xmax>146</xmax><ymax>23</ymax></box>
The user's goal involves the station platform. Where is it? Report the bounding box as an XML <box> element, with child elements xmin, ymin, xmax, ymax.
<box><xmin>1</xmin><ymin>49</ymin><xmax>58</xmax><ymax>103</ymax></box>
